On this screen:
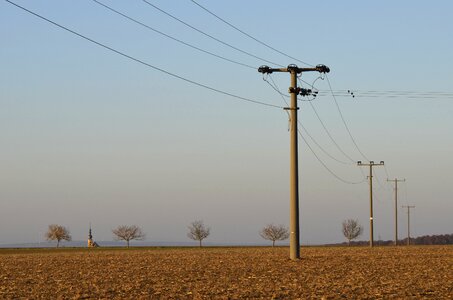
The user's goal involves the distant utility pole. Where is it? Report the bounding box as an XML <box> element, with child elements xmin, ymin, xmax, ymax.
<box><xmin>402</xmin><ymin>205</ymin><xmax>415</xmax><ymax>245</ymax></box>
<box><xmin>387</xmin><ymin>178</ymin><xmax>405</xmax><ymax>246</ymax></box>
<box><xmin>258</xmin><ymin>64</ymin><xmax>330</xmax><ymax>260</ymax></box>
<box><xmin>357</xmin><ymin>161</ymin><xmax>384</xmax><ymax>248</ymax></box>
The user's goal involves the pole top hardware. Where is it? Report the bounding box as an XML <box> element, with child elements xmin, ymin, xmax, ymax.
<box><xmin>315</xmin><ymin>64</ymin><xmax>330</xmax><ymax>73</ymax></box>
<box><xmin>300</xmin><ymin>88</ymin><xmax>313</xmax><ymax>97</ymax></box>
<box><xmin>258</xmin><ymin>64</ymin><xmax>330</xmax><ymax>74</ymax></box>
<box><xmin>357</xmin><ymin>161</ymin><xmax>384</xmax><ymax>166</ymax></box>
<box><xmin>258</xmin><ymin>65</ymin><xmax>272</xmax><ymax>74</ymax></box>
<box><xmin>288</xmin><ymin>87</ymin><xmax>301</xmax><ymax>94</ymax></box>
<box><xmin>287</xmin><ymin>64</ymin><xmax>299</xmax><ymax>72</ymax></box>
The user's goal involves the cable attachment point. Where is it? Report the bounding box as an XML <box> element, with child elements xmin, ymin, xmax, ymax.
<box><xmin>299</xmin><ymin>88</ymin><xmax>312</xmax><ymax>97</ymax></box>
<box><xmin>287</xmin><ymin>64</ymin><xmax>299</xmax><ymax>72</ymax></box>
<box><xmin>315</xmin><ymin>64</ymin><xmax>330</xmax><ymax>73</ymax></box>
<box><xmin>288</xmin><ymin>87</ymin><xmax>301</xmax><ymax>94</ymax></box>
<box><xmin>258</xmin><ymin>65</ymin><xmax>272</xmax><ymax>74</ymax></box>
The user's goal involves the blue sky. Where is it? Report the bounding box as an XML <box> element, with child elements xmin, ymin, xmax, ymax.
<box><xmin>1</xmin><ymin>0</ymin><xmax>452</xmax><ymax>245</ymax></box>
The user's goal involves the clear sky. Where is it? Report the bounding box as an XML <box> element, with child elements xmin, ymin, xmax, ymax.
<box><xmin>1</xmin><ymin>0</ymin><xmax>452</xmax><ymax>245</ymax></box>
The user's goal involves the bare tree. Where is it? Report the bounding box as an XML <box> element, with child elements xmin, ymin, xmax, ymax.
<box><xmin>45</xmin><ymin>224</ymin><xmax>72</xmax><ymax>247</ymax></box>
<box><xmin>342</xmin><ymin>219</ymin><xmax>363</xmax><ymax>245</ymax></box>
<box><xmin>112</xmin><ymin>225</ymin><xmax>145</xmax><ymax>248</ymax></box>
<box><xmin>260</xmin><ymin>224</ymin><xmax>289</xmax><ymax>247</ymax></box>
<box><xmin>187</xmin><ymin>220</ymin><xmax>210</xmax><ymax>247</ymax></box>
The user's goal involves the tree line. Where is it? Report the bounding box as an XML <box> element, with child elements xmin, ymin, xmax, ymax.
<box><xmin>45</xmin><ymin>221</ymin><xmax>452</xmax><ymax>247</ymax></box>
<box><xmin>45</xmin><ymin>222</ymin><xmax>290</xmax><ymax>248</ymax></box>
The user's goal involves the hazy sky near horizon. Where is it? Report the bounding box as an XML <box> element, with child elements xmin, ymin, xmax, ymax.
<box><xmin>1</xmin><ymin>0</ymin><xmax>452</xmax><ymax>245</ymax></box>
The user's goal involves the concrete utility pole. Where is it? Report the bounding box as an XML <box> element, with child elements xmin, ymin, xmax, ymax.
<box><xmin>357</xmin><ymin>161</ymin><xmax>384</xmax><ymax>247</ymax></box>
<box><xmin>387</xmin><ymin>178</ymin><xmax>405</xmax><ymax>246</ymax></box>
<box><xmin>402</xmin><ymin>205</ymin><xmax>415</xmax><ymax>245</ymax></box>
<box><xmin>258</xmin><ymin>64</ymin><xmax>330</xmax><ymax>260</ymax></box>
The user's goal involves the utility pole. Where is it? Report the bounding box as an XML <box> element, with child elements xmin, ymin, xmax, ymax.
<box><xmin>402</xmin><ymin>205</ymin><xmax>415</xmax><ymax>245</ymax></box>
<box><xmin>258</xmin><ymin>64</ymin><xmax>330</xmax><ymax>260</ymax></box>
<box><xmin>387</xmin><ymin>178</ymin><xmax>405</xmax><ymax>246</ymax></box>
<box><xmin>357</xmin><ymin>161</ymin><xmax>384</xmax><ymax>247</ymax></box>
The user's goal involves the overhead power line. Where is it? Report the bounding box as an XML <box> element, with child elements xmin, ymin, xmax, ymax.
<box><xmin>6</xmin><ymin>0</ymin><xmax>282</xmax><ymax>109</ymax></box>
<box><xmin>265</xmin><ymin>75</ymin><xmax>354</xmax><ymax>165</ymax></box>
<box><xmin>263</xmin><ymin>74</ymin><xmax>365</xmax><ymax>184</ymax></box>
<box><xmin>307</xmin><ymin>101</ymin><xmax>356</xmax><ymax>164</ymax></box>
<box><xmin>318</xmin><ymin>90</ymin><xmax>453</xmax><ymax>99</ymax></box>
<box><xmin>299</xmin><ymin>130</ymin><xmax>366</xmax><ymax>185</ymax></box>
<box><xmin>140</xmin><ymin>0</ymin><xmax>284</xmax><ymax>67</ymax></box>
<box><xmin>91</xmin><ymin>0</ymin><xmax>255</xmax><ymax>70</ymax></box>
<box><xmin>188</xmin><ymin>0</ymin><xmax>313</xmax><ymax>67</ymax></box>
<box><xmin>326</xmin><ymin>75</ymin><xmax>370</xmax><ymax>161</ymax></box>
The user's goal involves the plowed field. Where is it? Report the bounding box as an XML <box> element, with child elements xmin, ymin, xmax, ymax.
<box><xmin>1</xmin><ymin>246</ymin><xmax>452</xmax><ymax>299</ymax></box>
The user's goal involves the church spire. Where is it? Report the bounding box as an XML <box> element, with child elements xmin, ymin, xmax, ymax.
<box><xmin>88</xmin><ymin>222</ymin><xmax>93</xmax><ymax>240</ymax></box>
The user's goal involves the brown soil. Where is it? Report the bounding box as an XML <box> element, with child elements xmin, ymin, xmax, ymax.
<box><xmin>0</xmin><ymin>246</ymin><xmax>452</xmax><ymax>299</ymax></box>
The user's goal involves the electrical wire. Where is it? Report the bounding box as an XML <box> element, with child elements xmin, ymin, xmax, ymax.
<box><xmin>373</xmin><ymin>170</ymin><xmax>387</xmax><ymax>190</ymax></box>
<box><xmin>263</xmin><ymin>75</ymin><xmax>366</xmax><ymax>184</ymax></box>
<box><xmin>317</xmin><ymin>90</ymin><xmax>453</xmax><ymax>99</ymax></box>
<box><xmin>295</xmin><ymin>77</ymin><xmax>356</xmax><ymax>164</ymax></box>
<box><xmin>324</xmin><ymin>90</ymin><xmax>453</xmax><ymax>95</ymax></box>
<box><xmin>91</xmin><ymin>0</ymin><xmax>256</xmax><ymax>70</ymax></box>
<box><xmin>140</xmin><ymin>0</ymin><xmax>284</xmax><ymax>67</ymax></box>
<box><xmin>5</xmin><ymin>0</ymin><xmax>283</xmax><ymax>109</ymax></box>
<box><xmin>298</xmin><ymin>130</ymin><xmax>366</xmax><ymax>185</ymax></box>
<box><xmin>326</xmin><ymin>75</ymin><xmax>370</xmax><ymax>161</ymax></box>
<box><xmin>263</xmin><ymin>75</ymin><xmax>290</xmax><ymax>99</ymax></box>
<box><xmin>266</xmin><ymin>75</ymin><xmax>355</xmax><ymax>164</ymax></box>
<box><xmin>188</xmin><ymin>0</ymin><xmax>313</xmax><ymax>67</ymax></box>
<box><xmin>307</xmin><ymin>101</ymin><xmax>356</xmax><ymax>164</ymax></box>
<box><xmin>299</xmin><ymin>123</ymin><xmax>354</xmax><ymax>166</ymax></box>
<box><xmin>384</xmin><ymin>164</ymin><xmax>391</xmax><ymax>179</ymax></box>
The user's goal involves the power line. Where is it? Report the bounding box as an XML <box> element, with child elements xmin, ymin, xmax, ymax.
<box><xmin>299</xmin><ymin>130</ymin><xmax>366</xmax><ymax>185</ymax></box>
<box><xmin>188</xmin><ymin>0</ymin><xmax>313</xmax><ymax>67</ymax></box>
<box><xmin>263</xmin><ymin>74</ymin><xmax>290</xmax><ymax>99</ymax></box>
<box><xmin>384</xmin><ymin>164</ymin><xmax>391</xmax><ymax>180</ymax></box>
<box><xmin>296</xmin><ymin>77</ymin><xmax>360</xmax><ymax>164</ymax></box>
<box><xmin>263</xmin><ymin>74</ymin><xmax>365</xmax><ymax>184</ymax></box>
<box><xmin>307</xmin><ymin>101</ymin><xmax>356</xmax><ymax>164</ymax></box>
<box><xmin>373</xmin><ymin>170</ymin><xmax>388</xmax><ymax>190</ymax></box>
<box><xmin>326</xmin><ymin>75</ymin><xmax>370</xmax><ymax>161</ymax></box>
<box><xmin>317</xmin><ymin>90</ymin><xmax>453</xmax><ymax>99</ymax></box>
<box><xmin>91</xmin><ymin>0</ymin><xmax>255</xmax><ymax>70</ymax></box>
<box><xmin>140</xmin><ymin>0</ymin><xmax>284</xmax><ymax>67</ymax></box>
<box><xmin>265</xmin><ymin>75</ymin><xmax>357</xmax><ymax>166</ymax></box>
<box><xmin>5</xmin><ymin>0</ymin><xmax>282</xmax><ymax>109</ymax></box>
<box><xmin>323</xmin><ymin>90</ymin><xmax>453</xmax><ymax>95</ymax></box>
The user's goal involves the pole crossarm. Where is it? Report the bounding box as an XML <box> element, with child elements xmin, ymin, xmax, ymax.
<box><xmin>357</xmin><ymin>160</ymin><xmax>384</xmax><ymax>247</ymax></box>
<box><xmin>257</xmin><ymin>63</ymin><xmax>329</xmax><ymax>260</ymax></box>
<box><xmin>357</xmin><ymin>161</ymin><xmax>385</xmax><ymax>167</ymax></box>
<box><xmin>258</xmin><ymin>64</ymin><xmax>330</xmax><ymax>74</ymax></box>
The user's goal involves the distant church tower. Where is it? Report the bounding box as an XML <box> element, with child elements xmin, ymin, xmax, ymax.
<box><xmin>87</xmin><ymin>224</ymin><xmax>99</xmax><ymax>247</ymax></box>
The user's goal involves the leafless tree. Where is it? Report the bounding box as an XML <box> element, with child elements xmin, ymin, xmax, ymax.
<box><xmin>112</xmin><ymin>225</ymin><xmax>145</xmax><ymax>248</ymax></box>
<box><xmin>342</xmin><ymin>219</ymin><xmax>363</xmax><ymax>245</ymax></box>
<box><xmin>45</xmin><ymin>224</ymin><xmax>72</xmax><ymax>247</ymax></box>
<box><xmin>260</xmin><ymin>224</ymin><xmax>289</xmax><ymax>247</ymax></box>
<box><xmin>187</xmin><ymin>220</ymin><xmax>210</xmax><ymax>247</ymax></box>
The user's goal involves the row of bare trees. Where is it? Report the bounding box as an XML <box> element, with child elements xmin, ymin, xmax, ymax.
<box><xmin>45</xmin><ymin>220</ymin><xmax>362</xmax><ymax>247</ymax></box>
<box><xmin>45</xmin><ymin>222</ymin><xmax>292</xmax><ymax>247</ymax></box>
